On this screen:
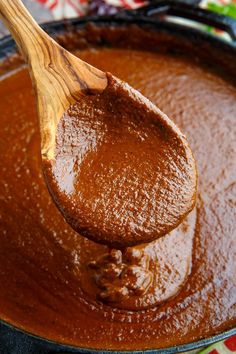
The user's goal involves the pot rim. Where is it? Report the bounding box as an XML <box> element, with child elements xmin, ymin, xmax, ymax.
<box><xmin>1</xmin><ymin>316</ymin><xmax>236</xmax><ymax>353</ymax></box>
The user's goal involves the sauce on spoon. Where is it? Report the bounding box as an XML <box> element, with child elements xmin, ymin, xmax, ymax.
<box><xmin>43</xmin><ymin>74</ymin><xmax>197</xmax><ymax>248</ymax></box>
<box><xmin>0</xmin><ymin>1</ymin><xmax>197</xmax><ymax>248</ymax></box>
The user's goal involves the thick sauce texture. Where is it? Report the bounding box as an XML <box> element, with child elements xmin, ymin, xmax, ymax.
<box><xmin>43</xmin><ymin>74</ymin><xmax>196</xmax><ymax>248</ymax></box>
<box><xmin>0</xmin><ymin>41</ymin><xmax>236</xmax><ymax>349</ymax></box>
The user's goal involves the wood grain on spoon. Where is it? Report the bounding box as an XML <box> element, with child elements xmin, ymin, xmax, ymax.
<box><xmin>0</xmin><ymin>0</ymin><xmax>197</xmax><ymax>248</ymax></box>
<box><xmin>0</xmin><ymin>0</ymin><xmax>107</xmax><ymax>161</ymax></box>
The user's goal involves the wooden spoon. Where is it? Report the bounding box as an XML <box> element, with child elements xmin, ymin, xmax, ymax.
<box><xmin>0</xmin><ymin>0</ymin><xmax>197</xmax><ymax>248</ymax></box>
<box><xmin>0</xmin><ymin>0</ymin><xmax>107</xmax><ymax>160</ymax></box>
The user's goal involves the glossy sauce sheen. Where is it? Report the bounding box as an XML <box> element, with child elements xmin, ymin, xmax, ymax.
<box><xmin>43</xmin><ymin>74</ymin><xmax>196</xmax><ymax>248</ymax></box>
<box><xmin>0</xmin><ymin>40</ymin><xmax>235</xmax><ymax>349</ymax></box>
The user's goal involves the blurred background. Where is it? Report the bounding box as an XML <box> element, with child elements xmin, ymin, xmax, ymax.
<box><xmin>0</xmin><ymin>0</ymin><xmax>235</xmax><ymax>39</ymax></box>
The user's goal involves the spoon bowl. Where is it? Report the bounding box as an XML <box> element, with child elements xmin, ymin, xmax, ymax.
<box><xmin>0</xmin><ymin>0</ymin><xmax>197</xmax><ymax>248</ymax></box>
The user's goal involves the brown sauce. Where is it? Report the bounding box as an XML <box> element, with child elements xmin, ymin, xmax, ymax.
<box><xmin>0</xmin><ymin>27</ymin><xmax>235</xmax><ymax>350</ymax></box>
<box><xmin>43</xmin><ymin>73</ymin><xmax>196</xmax><ymax>248</ymax></box>
<box><xmin>80</xmin><ymin>208</ymin><xmax>196</xmax><ymax>310</ymax></box>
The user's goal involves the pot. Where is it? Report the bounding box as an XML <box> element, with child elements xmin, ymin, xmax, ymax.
<box><xmin>0</xmin><ymin>1</ymin><xmax>235</xmax><ymax>353</ymax></box>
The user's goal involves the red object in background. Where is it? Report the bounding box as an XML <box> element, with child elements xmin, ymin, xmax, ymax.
<box><xmin>225</xmin><ymin>335</ymin><xmax>236</xmax><ymax>351</ymax></box>
<box><xmin>209</xmin><ymin>349</ymin><xmax>219</xmax><ymax>354</ymax></box>
<box><xmin>36</xmin><ymin>0</ymin><xmax>59</xmax><ymax>10</ymax></box>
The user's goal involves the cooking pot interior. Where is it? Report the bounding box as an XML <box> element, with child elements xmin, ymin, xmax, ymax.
<box><xmin>0</xmin><ymin>12</ymin><xmax>235</xmax><ymax>354</ymax></box>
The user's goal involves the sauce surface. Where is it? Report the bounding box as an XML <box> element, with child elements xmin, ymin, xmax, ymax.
<box><xmin>0</xmin><ymin>29</ymin><xmax>235</xmax><ymax>350</ymax></box>
<box><xmin>43</xmin><ymin>74</ymin><xmax>196</xmax><ymax>248</ymax></box>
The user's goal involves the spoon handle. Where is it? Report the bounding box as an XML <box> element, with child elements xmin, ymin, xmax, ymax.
<box><xmin>0</xmin><ymin>0</ymin><xmax>107</xmax><ymax>161</ymax></box>
<box><xmin>0</xmin><ymin>0</ymin><xmax>107</xmax><ymax>96</ymax></box>
<box><xmin>0</xmin><ymin>0</ymin><xmax>51</xmax><ymax>66</ymax></box>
